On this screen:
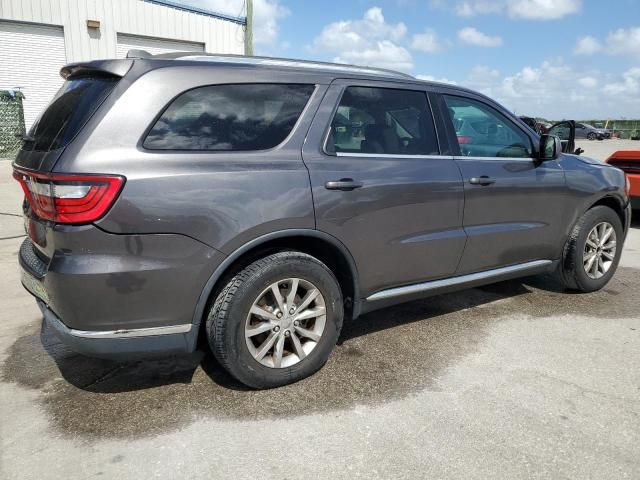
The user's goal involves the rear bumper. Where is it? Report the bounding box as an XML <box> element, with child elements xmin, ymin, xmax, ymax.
<box><xmin>39</xmin><ymin>300</ymin><xmax>194</xmax><ymax>359</ymax></box>
<box><xmin>19</xmin><ymin>226</ymin><xmax>224</xmax><ymax>358</ymax></box>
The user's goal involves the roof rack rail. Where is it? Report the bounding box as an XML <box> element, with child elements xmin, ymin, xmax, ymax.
<box><xmin>154</xmin><ymin>53</ymin><xmax>415</xmax><ymax>80</ymax></box>
<box><xmin>126</xmin><ymin>49</ymin><xmax>153</xmax><ymax>59</ymax></box>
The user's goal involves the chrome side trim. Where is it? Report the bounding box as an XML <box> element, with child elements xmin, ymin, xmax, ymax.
<box><xmin>336</xmin><ymin>152</ymin><xmax>444</xmax><ymax>160</ymax></box>
<box><xmin>453</xmin><ymin>155</ymin><xmax>536</xmax><ymax>162</ymax></box>
<box><xmin>67</xmin><ymin>324</ymin><xmax>193</xmax><ymax>339</ymax></box>
<box><xmin>36</xmin><ymin>302</ymin><xmax>194</xmax><ymax>339</ymax></box>
<box><xmin>365</xmin><ymin>260</ymin><xmax>553</xmax><ymax>302</ymax></box>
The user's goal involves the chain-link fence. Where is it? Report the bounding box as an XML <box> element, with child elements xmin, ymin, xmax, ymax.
<box><xmin>579</xmin><ymin>119</ymin><xmax>640</xmax><ymax>140</ymax></box>
<box><xmin>0</xmin><ymin>90</ymin><xmax>26</xmax><ymax>159</ymax></box>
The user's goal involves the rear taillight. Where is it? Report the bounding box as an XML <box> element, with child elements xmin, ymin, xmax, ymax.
<box><xmin>13</xmin><ymin>167</ymin><xmax>124</xmax><ymax>224</ymax></box>
<box><xmin>625</xmin><ymin>175</ymin><xmax>631</xmax><ymax>197</ymax></box>
<box><xmin>457</xmin><ymin>135</ymin><xmax>473</xmax><ymax>144</ymax></box>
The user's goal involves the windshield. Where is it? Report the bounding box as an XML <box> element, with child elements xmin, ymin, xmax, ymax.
<box><xmin>23</xmin><ymin>76</ymin><xmax>118</xmax><ymax>152</ymax></box>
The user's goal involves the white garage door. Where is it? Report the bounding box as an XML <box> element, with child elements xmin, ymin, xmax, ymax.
<box><xmin>116</xmin><ymin>33</ymin><xmax>205</xmax><ymax>58</ymax></box>
<box><xmin>0</xmin><ymin>22</ymin><xmax>67</xmax><ymax>130</ymax></box>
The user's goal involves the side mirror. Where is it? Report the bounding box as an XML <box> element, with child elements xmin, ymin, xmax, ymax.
<box><xmin>539</xmin><ymin>134</ymin><xmax>563</xmax><ymax>161</ymax></box>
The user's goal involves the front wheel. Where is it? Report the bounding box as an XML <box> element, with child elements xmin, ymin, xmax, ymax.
<box><xmin>587</xmin><ymin>132</ymin><xmax>597</xmax><ymax>140</ymax></box>
<box><xmin>557</xmin><ymin>205</ymin><xmax>623</xmax><ymax>292</ymax></box>
<box><xmin>206</xmin><ymin>251</ymin><xmax>343</xmax><ymax>389</ymax></box>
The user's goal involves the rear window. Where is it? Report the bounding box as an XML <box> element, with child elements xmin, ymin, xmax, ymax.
<box><xmin>24</xmin><ymin>76</ymin><xmax>118</xmax><ymax>152</ymax></box>
<box><xmin>143</xmin><ymin>84</ymin><xmax>314</xmax><ymax>151</ymax></box>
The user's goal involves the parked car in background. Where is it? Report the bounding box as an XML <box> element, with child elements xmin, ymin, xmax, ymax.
<box><xmin>575</xmin><ymin>122</ymin><xmax>610</xmax><ymax>140</ymax></box>
<box><xmin>606</xmin><ymin>150</ymin><xmax>640</xmax><ymax>210</ymax></box>
<box><xmin>13</xmin><ymin>53</ymin><xmax>632</xmax><ymax>389</ymax></box>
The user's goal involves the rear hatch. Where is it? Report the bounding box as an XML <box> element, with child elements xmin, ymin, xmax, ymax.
<box><xmin>14</xmin><ymin>62</ymin><xmax>126</xmax><ymax>172</ymax></box>
<box><xmin>13</xmin><ymin>61</ymin><xmax>131</xmax><ymax>261</ymax></box>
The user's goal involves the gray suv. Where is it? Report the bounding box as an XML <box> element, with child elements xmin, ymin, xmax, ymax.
<box><xmin>14</xmin><ymin>54</ymin><xmax>632</xmax><ymax>389</ymax></box>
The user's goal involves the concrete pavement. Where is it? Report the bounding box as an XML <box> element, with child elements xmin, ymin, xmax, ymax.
<box><xmin>1</xmin><ymin>142</ymin><xmax>639</xmax><ymax>479</ymax></box>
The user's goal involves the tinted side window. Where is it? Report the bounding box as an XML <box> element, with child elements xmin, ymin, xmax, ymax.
<box><xmin>443</xmin><ymin>95</ymin><xmax>533</xmax><ymax>158</ymax></box>
<box><xmin>326</xmin><ymin>87</ymin><xmax>439</xmax><ymax>156</ymax></box>
<box><xmin>144</xmin><ymin>84</ymin><xmax>314</xmax><ymax>151</ymax></box>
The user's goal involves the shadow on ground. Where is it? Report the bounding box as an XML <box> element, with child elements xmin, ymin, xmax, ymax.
<box><xmin>2</xmin><ymin>267</ymin><xmax>638</xmax><ymax>439</ymax></box>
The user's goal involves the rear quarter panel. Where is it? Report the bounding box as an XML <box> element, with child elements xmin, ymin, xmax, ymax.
<box><xmin>54</xmin><ymin>66</ymin><xmax>331</xmax><ymax>253</ymax></box>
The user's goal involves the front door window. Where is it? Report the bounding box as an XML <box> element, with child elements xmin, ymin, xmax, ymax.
<box><xmin>443</xmin><ymin>95</ymin><xmax>533</xmax><ymax>158</ymax></box>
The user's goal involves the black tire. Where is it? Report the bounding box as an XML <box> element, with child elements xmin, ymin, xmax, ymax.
<box><xmin>557</xmin><ymin>205</ymin><xmax>623</xmax><ymax>292</ymax></box>
<box><xmin>206</xmin><ymin>251</ymin><xmax>343</xmax><ymax>389</ymax></box>
<box><xmin>587</xmin><ymin>132</ymin><xmax>597</xmax><ymax>140</ymax></box>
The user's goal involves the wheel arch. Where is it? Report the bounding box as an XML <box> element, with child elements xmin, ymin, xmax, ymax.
<box><xmin>587</xmin><ymin>195</ymin><xmax>627</xmax><ymax>232</ymax></box>
<box><xmin>187</xmin><ymin>229</ymin><xmax>361</xmax><ymax>351</ymax></box>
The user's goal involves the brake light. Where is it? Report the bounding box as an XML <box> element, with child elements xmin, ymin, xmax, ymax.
<box><xmin>457</xmin><ymin>135</ymin><xmax>473</xmax><ymax>144</ymax></box>
<box><xmin>625</xmin><ymin>175</ymin><xmax>631</xmax><ymax>197</ymax></box>
<box><xmin>13</xmin><ymin>167</ymin><xmax>124</xmax><ymax>224</ymax></box>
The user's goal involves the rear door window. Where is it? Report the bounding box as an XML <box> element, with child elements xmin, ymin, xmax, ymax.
<box><xmin>143</xmin><ymin>84</ymin><xmax>314</xmax><ymax>151</ymax></box>
<box><xmin>24</xmin><ymin>76</ymin><xmax>118</xmax><ymax>152</ymax></box>
<box><xmin>325</xmin><ymin>86</ymin><xmax>439</xmax><ymax>156</ymax></box>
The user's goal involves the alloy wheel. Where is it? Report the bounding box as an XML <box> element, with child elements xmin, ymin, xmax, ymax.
<box><xmin>245</xmin><ymin>278</ymin><xmax>326</xmax><ymax>368</ymax></box>
<box><xmin>583</xmin><ymin>221</ymin><xmax>617</xmax><ymax>279</ymax></box>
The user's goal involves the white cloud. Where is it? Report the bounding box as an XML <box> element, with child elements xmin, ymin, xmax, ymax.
<box><xmin>450</xmin><ymin>0</ymin><xmax>582</xmax><ymax>20</ymax></box>
<box><xmin>578</xmin><ymin>76</ymin><xmax>598</xmax><ymax>88</ymax></box>
<box><xmin>416</xmin><ymin>74</ymin><xmax>458</xmax><ymax>85</ymax></box>
<box><xmin>334</xmin><ymin>41</ymin><xmax>414</xmax><ymax>71</ymax></box>
<box><xmin>184</xmin><ymin>0</ymin><xmax>289</xmax><ymax>47</ymax></box>
<box><xmin>458</xmin><ymin>27</ymin><xmax>503</xmax><ymax>47</ymax></box>
<box><xmin>411</xmin><ymin>30</ymin><xmax>443</xmax><ymax>53</ymax></box>
<box><xmin>573</xmin><ymin>27</ymin><xmax>640</xmax><ymax>59</ymax></box>
<box><xmin>455</xmin><ymin>1</ymin><xmax>502</xmax><ymax>16</ymax></box>
<box><xmin>462</xmin><ymin>59</ymin><xmax>640</xmax><ymax>118</ymax></box>
<box><xmin>603</xmin><ymin>67</ymin><xmax>640</xmax><ymax>96</ymax></box>
<box><xmin>606</xmin><ymin>27</ymin><xmax>640</xmax><ymax>57</ymax></box>
<box><xmin>312</xmin><ymin>7</ymin><xmax>413</xmax><ymax>71</ymax></box>
<box><xmin>574</xmin><ymin>36</ymin><xmax>602</xmax><ymax>55</ymax></box>
<box><xmin>507</xmin><ymin>0</ymin><xmax>581</xmax><ymax>20</ymax></box>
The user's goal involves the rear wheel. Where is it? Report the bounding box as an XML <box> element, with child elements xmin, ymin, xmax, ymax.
<box><xmin>587</xmin><ymin>132</ymin><xmax>597</xmax><ymax>140</ymax></box>
<box><xmin>557</xmin><ymin>206</ymin><xmax>623</xmax><ymax>292</ymax></box>
<box><xmin>206</xmin><ymin>252</ymin><xmax>343</xmax><ymax>389</ymax></box>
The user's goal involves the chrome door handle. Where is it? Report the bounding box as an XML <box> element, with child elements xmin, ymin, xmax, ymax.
<box><xmin>469</xmin><ymin>176</ymin><xmax>495</xmax><ymax>186</ymax></box>
<box><xmin>325</xmin><ymin>178</ymin><xmax>363</xmax><ymax>191</ymax></box>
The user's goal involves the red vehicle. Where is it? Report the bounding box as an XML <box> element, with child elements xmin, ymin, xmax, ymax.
<box><xmin>606</xmin><ymin>150</ymin><xmax>640</xmax><ymax>210</ymax></box>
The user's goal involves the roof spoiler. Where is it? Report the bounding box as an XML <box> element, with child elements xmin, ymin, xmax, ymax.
<box><xmin>126</xmin><ymin>49</ymin><xmax>152</xmax><ymax>59</ymax></box>
<box><xmin>60</xmin><ymin>59</ymin><xmax>135</xmax><ymax>79</ymax></box>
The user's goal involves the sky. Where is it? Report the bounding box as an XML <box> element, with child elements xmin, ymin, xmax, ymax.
<box><xmin>182</xmin><ymin>0</ymin><xmax>640</xmax><ymax>119</ymax></box>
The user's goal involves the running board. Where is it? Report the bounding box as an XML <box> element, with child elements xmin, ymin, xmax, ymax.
<box><xmin>365</xmin><ymin>260</ymin><xmax>553</xmax><ymax>302</ymax></box>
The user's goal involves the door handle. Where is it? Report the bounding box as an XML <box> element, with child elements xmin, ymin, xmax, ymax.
<box><xmin>325</xmin><ymin>178</ymin><xmax>363</xmax><ymax>191</ymax></box>
<box><xmin>469</xmin><ymin>176</ymin><xmax>495</xmax><ymax>186</ymax></box>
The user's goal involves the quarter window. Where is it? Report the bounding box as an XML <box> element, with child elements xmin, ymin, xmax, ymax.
<box><xmin>144</xmin><ymin>84</ymin><xmax>314</xmax><ymax>151</ymax></box>
<box><xmin>443</xmin><ymin>95</ymin><xmax>533</xmax><ymax>158</ymax></box>
<box><xmin>326</xmin><ymin>87</ymin><xmax>439</xmax><ymax>156</ymax></box>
